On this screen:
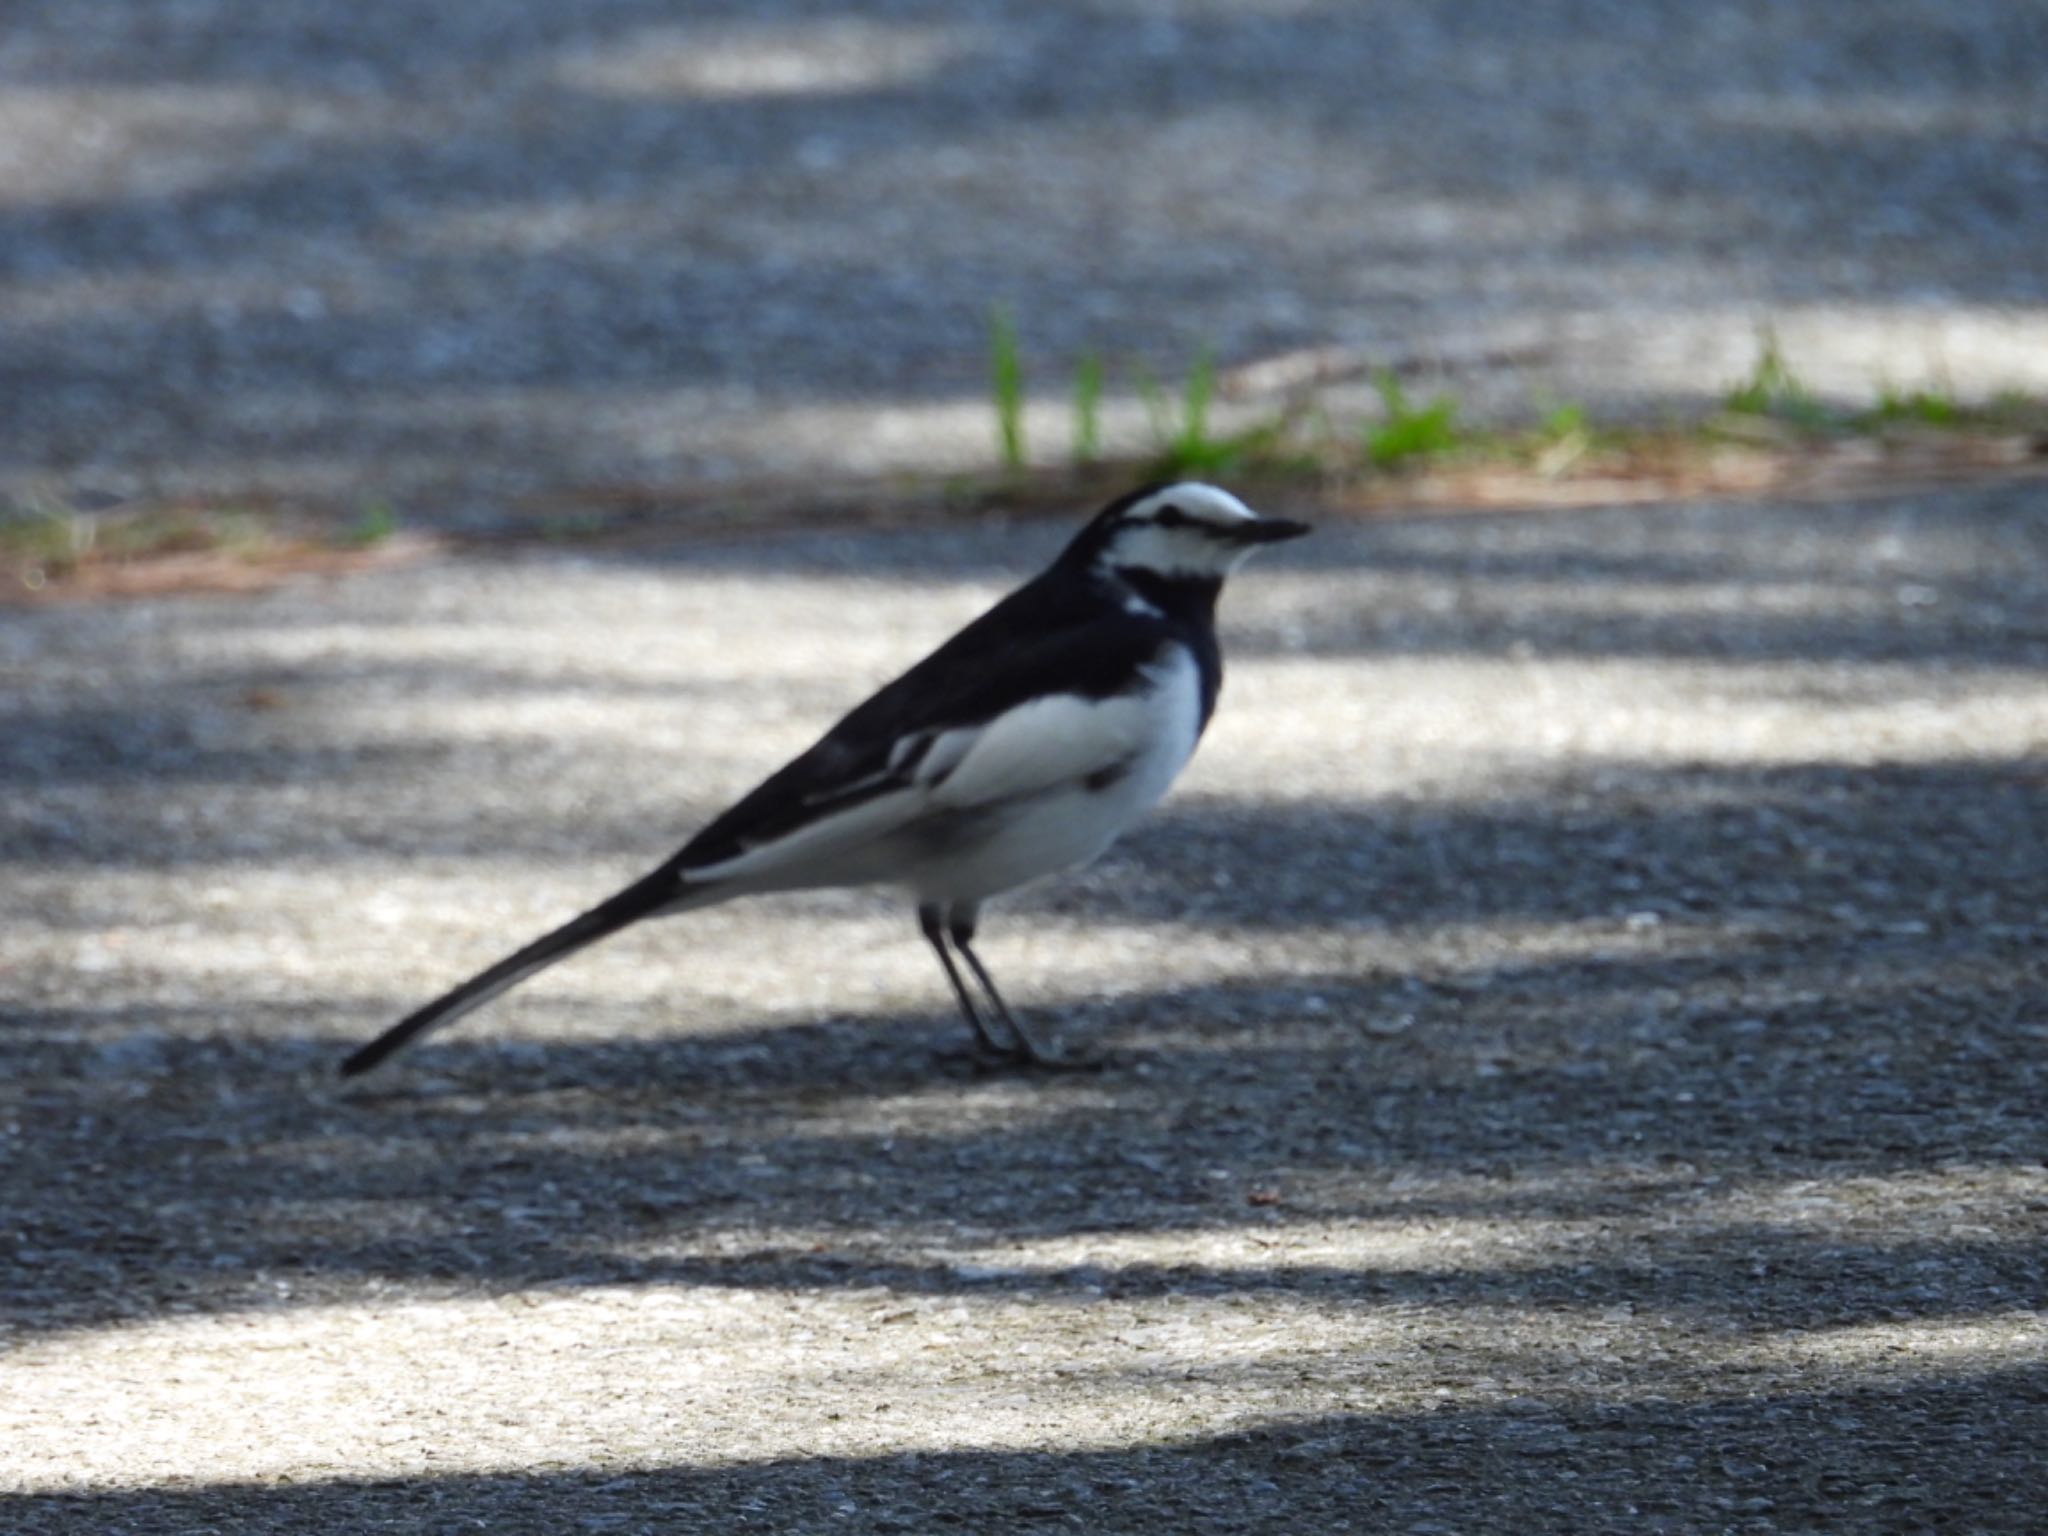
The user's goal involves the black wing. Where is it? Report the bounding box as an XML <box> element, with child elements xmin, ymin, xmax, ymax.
<box><xmin>667</xmin><ymin>578</ymin><xmax>1188</xmax><ymax>872</ymax></box>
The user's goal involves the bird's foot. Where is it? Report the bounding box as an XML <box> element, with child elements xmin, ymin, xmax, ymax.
<box><xmin>1007</xmin><ymin>1043</ymin><xmax>1108</xmax><ymax>1073</ymax></box>
<box><xmin>941</xmin><ymin>1040</ymin><xmax>1105</xmax><ymax>1074</ymax></box>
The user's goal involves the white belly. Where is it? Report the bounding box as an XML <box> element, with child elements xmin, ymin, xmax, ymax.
<box><xmin>904</xmin><ymin>642</ymin><xmax>1204</xmax><ymax>905</ymax></box>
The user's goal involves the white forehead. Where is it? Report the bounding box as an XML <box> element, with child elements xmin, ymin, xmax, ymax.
<box><xmin>1099</xmin><ymin>480</ymin><xmax>1267</xmax><ymax>581</ymax></box>
<box><xmin>1125</xmin><ymin>483</ymin><xmax>1258</xmax><ymax>526</ymax></box>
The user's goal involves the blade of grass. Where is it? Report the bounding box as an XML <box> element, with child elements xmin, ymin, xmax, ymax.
<box><xmin>1072</xmin><ymin>352</ymin><xmax>1104</xmax><ymax>465</ymax></box>
<box><xmin>1723</xmin><ymin>326</ymin><xmax>1827</xmax><ymax>427</ymax></box>
<box><xmin>347</xmin><ymin>497</ymin><xmax>399</xmax><ymax>547</ymax></box>
<box><xmin>1132</xmin><ymin>360</ymin><xmax>1172</xmax><ymax>447</ymax></box>
<box><xmin>1365</xmin><ymin>370</ymin><xmax>1462</xmax><ymax>467</ymax></box>
<box><xmin>1174</xmin><ymin>348</ymin><xmax>1216</xmax><ymax>462</ymax></box>
<box><xmin>989</xmin><ymin>305</ymin><xmax>1026</xmax><ymax>472</ymax></box>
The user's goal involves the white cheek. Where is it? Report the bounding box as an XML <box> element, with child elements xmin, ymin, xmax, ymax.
<box><xmin>1111</xmin><ymin>526</ymin><xmax>1235</xmax><ymax>576</ymax></box>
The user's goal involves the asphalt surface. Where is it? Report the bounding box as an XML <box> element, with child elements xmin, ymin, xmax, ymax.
<box><xmin>5</xmin><ymin>2</ymin><xmax>2048</xmax><ymax>515</ymax></box>
<box><xmin>4</xmin><ymin>478</ymin><xmax>2046</xmax><ymax>1531</ymax></box>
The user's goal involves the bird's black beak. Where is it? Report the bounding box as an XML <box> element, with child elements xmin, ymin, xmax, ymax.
<box><xmin>1235</xmin><ymin>516</ymin><xmax>1312</xmax><ymax>545</ymax></box>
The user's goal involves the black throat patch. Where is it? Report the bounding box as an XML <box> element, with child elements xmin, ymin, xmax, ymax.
<box><xmin>1109</xmin><ymin>567</ymin><xmax>1224</xmax><ymax>732</ymax></box>
<box><xmin>1115</xmin><ymin>567</ymin><xmax>1221</xmax><ymax>626</ymax></box>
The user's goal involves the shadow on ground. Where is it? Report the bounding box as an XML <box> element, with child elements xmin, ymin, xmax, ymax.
<box><xmin>5</xmin><ymin>4</ymin><xmax>2048</xmax><ymax>506</ymax></box>
<box><xmin>7</xmin><ymin>735</ymin><xmax>2042</xmax><ymax>1342</ymax></box>
<box><xmin>5</xmin><ymin>490</ymin><xmax>2044</xmax><ymax>1328</ymax></box>
<box><xmin>14</xmin><ymin>1366</ymin><xmax>2048</xmax><ymax>1534</ymax></box>
<box><xmin>4</xmin><ymin>488</ymin><xmax>2045</xmax><ymax>1528</ymax></box>
<box><xmin>5</xmin><ymin>485</ymin><xmax>2045</xmax><ymax>871</ymax></box>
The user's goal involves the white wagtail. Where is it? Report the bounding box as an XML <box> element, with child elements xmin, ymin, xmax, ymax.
<box><xmin>340</xmin><ymin>481</ymin><xmax>1308</xmax><ymax>1076</ymax></box>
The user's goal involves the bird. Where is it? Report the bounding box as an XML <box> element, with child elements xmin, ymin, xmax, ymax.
<box><xmin>339</xmin><ymin>481</ymin><xmax>1309</xmax><ymax>1077</ymax></box>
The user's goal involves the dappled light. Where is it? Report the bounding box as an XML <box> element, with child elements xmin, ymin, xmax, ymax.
<box><xmin>556</xmin><ymin>21</ymin><xmax>975</xmax><ymax>103</ymax></box>
<box><xmin>6</xmin><ymin>485</ymin><xmax>2044</xmax><ymax>1526</ymax></box>
<box><xmin>6</xmin><ymin>3</ymin><xmax>2047</xmax><ymax>1525</ymax></box>
<box><xmin>5</xmin><ymin>4</ymin><xmax>2048</xmax><ymax>508</ymax></box>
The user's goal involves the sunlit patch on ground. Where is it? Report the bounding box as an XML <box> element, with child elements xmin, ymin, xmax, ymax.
<box><xmin>3</xmin><ymin>485</ymin><xmax>2044</xmax><ymax>1528</ymax></box>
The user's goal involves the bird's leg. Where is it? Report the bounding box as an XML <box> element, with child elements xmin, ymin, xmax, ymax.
<box><xmin>919</xmin><ymin>904</ymin><xmax>1012</xmax><ymax>1056</ymax></box>
<box><xmin>948</xmin><ymin>909</ymin><xmax>1093</xmax><ymax>1070</ymax></box>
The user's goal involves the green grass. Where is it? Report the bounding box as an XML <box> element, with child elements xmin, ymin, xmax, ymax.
<box><xmin>1722</xmin><ymin>329</ymin><xmax>1828</xmax><ymax>426</ymax></box>
<box><xmin>1364</xmin><ymin>371</ymin><xmax>1463</xmax><ymax>467</ymax></box>
<box><xmin>989</xmin><ymin>305</ymin><xmax>1026</xmax><ymax>472</ymax></box>
<box><xmin>1723</xmin><ymin>333</ymin><xmax>2046</xmax><ymax>438</ymax></box>
<box><xmin>986</xmin><ymin>323</ymin><xmax>1318</xmax><ymax>481</ymax></box>
<box><xmin>1</xmin><ymin>501</ymin><xmax>279</xmax><ymax>588</ymax></box>
<box><xmin>1132</xmin><ymin>351</ymin><xmax>1305</xmax><ymax>478</ymax></box>
<box><xmin>1527</xmin><ymin>400</ymin><xmax>1593</xmax><ymax>474</ymax></box>
<box><xmin>1870</xmin><ymin>384</ymin><xmax>1961</xmax><ymax>427</ymax></box>
<box><xmin>976</xmin><ymin>318</ymin><xmax>2040</xmax><ymax>496</ymax></box>
<box><xmin>1537</xmin><ymin>402</ymin><xmax>1588</xmax><ymax>441</ymax></box>
<box><xmin>346</xmin><ymin>496</ymin><xmax>399</xmax><ymax>546</ymax></box>
<box><xmin>0</xmin><ymin>505</ymin><xmax>91</xmax><ymax>587</ymax></box>
<box><xmin>1072</xmin><ymin>352</ymin><xmax>1104</xmax><ymax>466</ymax></box>
<box><xmin>1138</xmin><ymin>350</ymin><xmax>1221</xmax><ymax>474</ymax></box>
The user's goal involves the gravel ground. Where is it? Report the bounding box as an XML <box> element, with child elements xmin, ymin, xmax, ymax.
<box><xmin>4</xmin><ymin>479</ymin><xmax>2047</xmax><ymax>1531</ymax></box>
<box><xmin>5</xmin><ymin>2</ymin><xmax>2048</xmax><ymax>514</ymax></box>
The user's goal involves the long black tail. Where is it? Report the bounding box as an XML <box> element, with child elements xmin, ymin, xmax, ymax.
<box><xmin>339</xmin><ymin>869</ymin><xmax>712</xmax><ymax>1078</ymax></box>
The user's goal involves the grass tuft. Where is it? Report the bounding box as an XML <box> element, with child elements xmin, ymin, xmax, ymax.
<box><xmin>1072</xmin><ymin>352</ymin><xmax>1104</xmax><ymax>466</ymax></box>
<box><xmin>989</xmin><ymin>305</ymin><xmax>1026</xmax><ymax>472</ymax></box>
<box><xmin>1722</xmin><ymin>329</ymin><xmax>1827</xmax><ymax>426</ymax></box>
<box><xmin>1871</xmin><ymin>384</ymin><xmax>1960</xmax><ymax>427</ymax></box>
<box><xmin>1365</xmin><ymin>371</ymin><xmax>1462</xmax><ymax>467</ymax></box>
<box><xmin>1</xmin><ymin>502</ymin><xmax>277</xmax><ymax>590</ymax></box>
<box><xmin>970</xmin><ymin>319</ymin><xmax>2042</xmax><ymax>497</ymax></box>
<box><xmin>1530</xmin><ymin>400</ymin><xmax>1592</xmax><ymax>476</ymax></box>
<box><xmin>1135</xmin><ymin>351</ymin><xmax>1299</xmax><ymax>478</ymax></box>
<box><xmin>1155</xmin><ymin>349</ymin><xmax>1222</xmax><ymax>473</ymax></box>
<box><xmin>347</xmin><ymin>497</ymin><xmax>400</xmax><ymax>546</ymax></box>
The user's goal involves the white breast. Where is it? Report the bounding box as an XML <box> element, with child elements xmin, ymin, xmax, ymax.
<box><xmin>682</xmin><ymin>643</ymin><xmax>1208</xmax><ymax>907</ymax></box>
<box><xmin>1096</xmin><ymin>641</ymin><xmax>1205</xmax><ymax>820</ymax></box>
<box><xmin>910</xmin><ymin>641</ymin><xmax>1204</xmax><ymax>905</ymax></box>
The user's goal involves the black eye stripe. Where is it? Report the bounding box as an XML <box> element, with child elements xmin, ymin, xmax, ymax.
<box><xmin>1121</xmin><ymin>502</ymin><xmax>1238</xmax><ymax>541</ymax></box>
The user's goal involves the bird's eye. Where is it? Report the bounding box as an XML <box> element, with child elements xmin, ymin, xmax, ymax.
<box><xmin>1151</xmin><ymin>504</ymin><xmax>1188</xmax><ymax>528</ymax></box>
